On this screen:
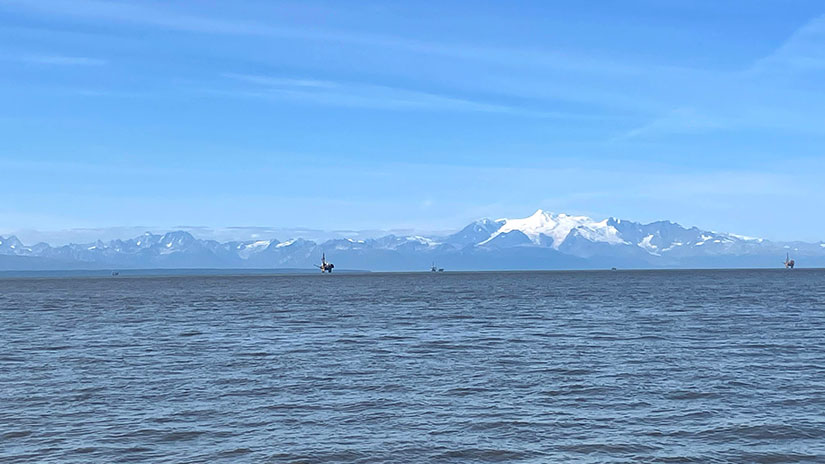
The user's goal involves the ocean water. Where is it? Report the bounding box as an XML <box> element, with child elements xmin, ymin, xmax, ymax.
<box><xmin>1</xmin><ymin>270</ymin><xmax>824</xmax><ymax>463</ymax></box>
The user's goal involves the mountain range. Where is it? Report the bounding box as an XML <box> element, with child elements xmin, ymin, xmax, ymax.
<box><xmin>2</xmin><ymin>210</ymin><xmax>823</xmax><ymax>271</ymax></box>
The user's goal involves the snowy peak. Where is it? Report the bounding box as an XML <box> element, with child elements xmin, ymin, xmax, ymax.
<box><xmin>483</xmin><ymin>210</ymin><xmax>626</xmax><ymax>249</ymax></box>
<box><xmin>468</xmin><ymin>209</ymin><xmax>784</xmax><ymax>258</ymax></box>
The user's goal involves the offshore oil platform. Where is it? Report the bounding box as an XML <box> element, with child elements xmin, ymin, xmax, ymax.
<box><xmin>317</xmin><ymin>253</ymin><xmax>335</xmax><ymax>273</ymax></box>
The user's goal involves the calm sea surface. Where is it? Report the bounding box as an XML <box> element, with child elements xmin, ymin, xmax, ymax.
<box><xmin>2</xmin><ymin>270</ymin><xmax>824</xmax><ymax>463</ymax></box>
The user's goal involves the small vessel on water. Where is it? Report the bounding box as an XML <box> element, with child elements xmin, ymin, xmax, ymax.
<box><xmin>430</xmin><ymin>262</ymin><xmax>444</xmax><ymax>272</ymax></box>
<box><xmin>784</xmin><ymin>253</ymin><xmax>795</xmax><ymax>269</ymax></box>
<box><xmin>316</xmin><ymin>253</ymin><xmax>335</xmax><ymax>273</ymax></box>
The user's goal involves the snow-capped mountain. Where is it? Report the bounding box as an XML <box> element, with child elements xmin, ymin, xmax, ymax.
<box><xmin>479</xmin><ymin>210</ymin><xmax>626</xmax><ymax>248</ymax></box>
<box><xmin>2</xmin><ymin>210</ymin><xmax>823</xmax><ymax>271</ymax></box>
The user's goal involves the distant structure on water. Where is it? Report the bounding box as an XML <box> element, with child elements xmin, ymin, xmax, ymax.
<box><xmin>784</xmin><ymin>253</ymin><xmax>795</xmax><ymax>269</ymax></box>
<box><xmin>431</xmin><ymin>262</ymin><xmax>444</xmax><ymax>272</ymax></box>
<box><xmin>317</xmin><ymin>253</ymin><xmax>335</xmax><ymax>273</ymax></box>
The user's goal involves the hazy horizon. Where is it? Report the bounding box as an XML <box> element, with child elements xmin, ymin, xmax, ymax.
<box><xmin>3</xmin><ymin>207</ymin><xmax>823</xmax><ymax>247</ymax></box>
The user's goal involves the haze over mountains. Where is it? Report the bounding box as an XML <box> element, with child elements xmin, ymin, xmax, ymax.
<box><xmin>2</xmin><ymin>210</ymin><xmax>823</xmax><ymax>271</ymax></box>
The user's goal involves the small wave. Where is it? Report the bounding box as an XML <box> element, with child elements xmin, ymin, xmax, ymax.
<box><xmin>158</xmin><ymin>430</ymin><xmax>207</xmax><ymax>442</ymax></box>
<box><xmin>69</xmin><ymin>447</ymin><xmax>97</xmax><ymax>454</ymax></box>
<box><xmin>2</xmin><ymin>430</ymin><xmax>32</xmax><ymax>439</ymax></box>
<box><xmin>235</xmin><ymin>351</ymin><xmax>271</xmax><ymax>357</ymax></box>
<box><xmin>697</xmin><ymin>423</ymin><xmax>825</xmax><ymax>441</ymax></box>
<box><xmin>434</xmin><ymin>448</ymin><xmax>533</xmax><ymax>461</ymax></box>
<box><xmin>665</xmin><ymin>390</ymin><xmax>719</xmax><ymax>400</ymax></box>
<box><xmin>179</xmin><ymin>330</ymin><xmax>202</xmax><ymax>337</ymax></box>
<box><xmin>559</xmin><ymin>442</ymin><xmax>662</xmax><ymax>454</ymax></box>
<box><xmin>216</xmin><ymin>447</ymin><xmax>253</xmax><ymax>457</ymax></box>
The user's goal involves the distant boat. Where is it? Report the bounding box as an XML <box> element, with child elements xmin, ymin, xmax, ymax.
<box><xmin>784</xmin><ymin>253</ymin><xmax>795</xmax><ymax>269</ymax></box>
<box><xmin>111</xmin><ymin>271</ymin><xmax>120</xmax><ymax>276</ymax></box>
<box><xmin>431</xmin><ymin>262</ymin><xmax>444</xmax><ymax>272</ymax></box>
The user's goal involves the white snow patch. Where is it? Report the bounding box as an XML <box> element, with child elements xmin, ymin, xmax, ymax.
<box><xmin>276</xmin><ymin>239</ymin><xmax>296</xmax><ymax>248</ymax></box>
<box><xmin>638</xmin><ymin>234</ymin><xmax>658</xmax><ymax>252</ymax></box>
<box><xmin>408</xmin><ymin>235</ymin><xmax>438</xmax><ymax>246</ymax></box>
<box><xmin>661</xmin><ymin>241</ymin><xmax>684</xmax><ymax>252</ymax></box>
<box><xmin>237</xmin><ymin>240</ymin><xmax>271</xmax><ymax>259</ymax></box>
<box><xmin>728</xmin><ymin>233</ymin><xmax>763</xmax><ymax>242</ymax></box>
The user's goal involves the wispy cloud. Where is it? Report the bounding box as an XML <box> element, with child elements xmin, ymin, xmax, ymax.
<box><xmin>1</xmin><ymin>0</ymin><xmax>707</xmax><ymax>119</ymax></box>
<box><xmin>749</xmin><ymin>14</ymin><xmax>825</xmax><ymax>74</ymax></box>
<box><xmin>614</xmin><ymin>108</ymin><xmax>731</xmax><ymax>141</ymax></box>
<box><xmin>616</xmin><ymin>14</ymin><xmax>825</xmax><ymax>140</ymax></box>
<box><xmin>21</xmin><ymin>55</ymin><xmax>106</xmax><ymax>66</ymax></box>
<box><xmin>6</xmin><ymin>1</ymin><xmax>825</xmax><ymax>138</ymax></box>
<box><xmin>223</xmin><ymin>74</ymin><xmax>336</xmax><ymax>89</ymax></box>
<box><xmin>1</xmin><ymin>52</ymin><xmax>106</xmax><ymax>66</ymax></box>
<box><xmin>2</xmin><ymin>0</ymin><xmax>659</xmax><ymax>77</ymax></box>
<box><xmin>221</xmin><ymin>72</ymin><xmax>592</xmax><ymax>118</ymax></box>
<box><xmin>2</xmin><ymin>224</ymin><xmax>454</xmax><ymax>246</ymax></box>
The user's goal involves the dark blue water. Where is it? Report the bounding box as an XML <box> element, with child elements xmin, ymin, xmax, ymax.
<box><xmin>2</xmin><ymin>270</ymin><xmax>824</xmax><ymax>463</ymax></box>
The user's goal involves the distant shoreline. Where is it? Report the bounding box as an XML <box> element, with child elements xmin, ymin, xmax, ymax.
<box><xmin>0</xmin><ymin>268</ymin><xmax>371</xmax><ymax>279</ymax></box>
<box><xmin>1</xmin><ymin>267</ymin><xmax>823</xmax><ymax>280</ymax></box>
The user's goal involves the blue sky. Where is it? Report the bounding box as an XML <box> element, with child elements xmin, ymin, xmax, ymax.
<box><xmin>2</xmin><ymin>0</ymin><xmax>825</xmax><ymax>243</ymax></box>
